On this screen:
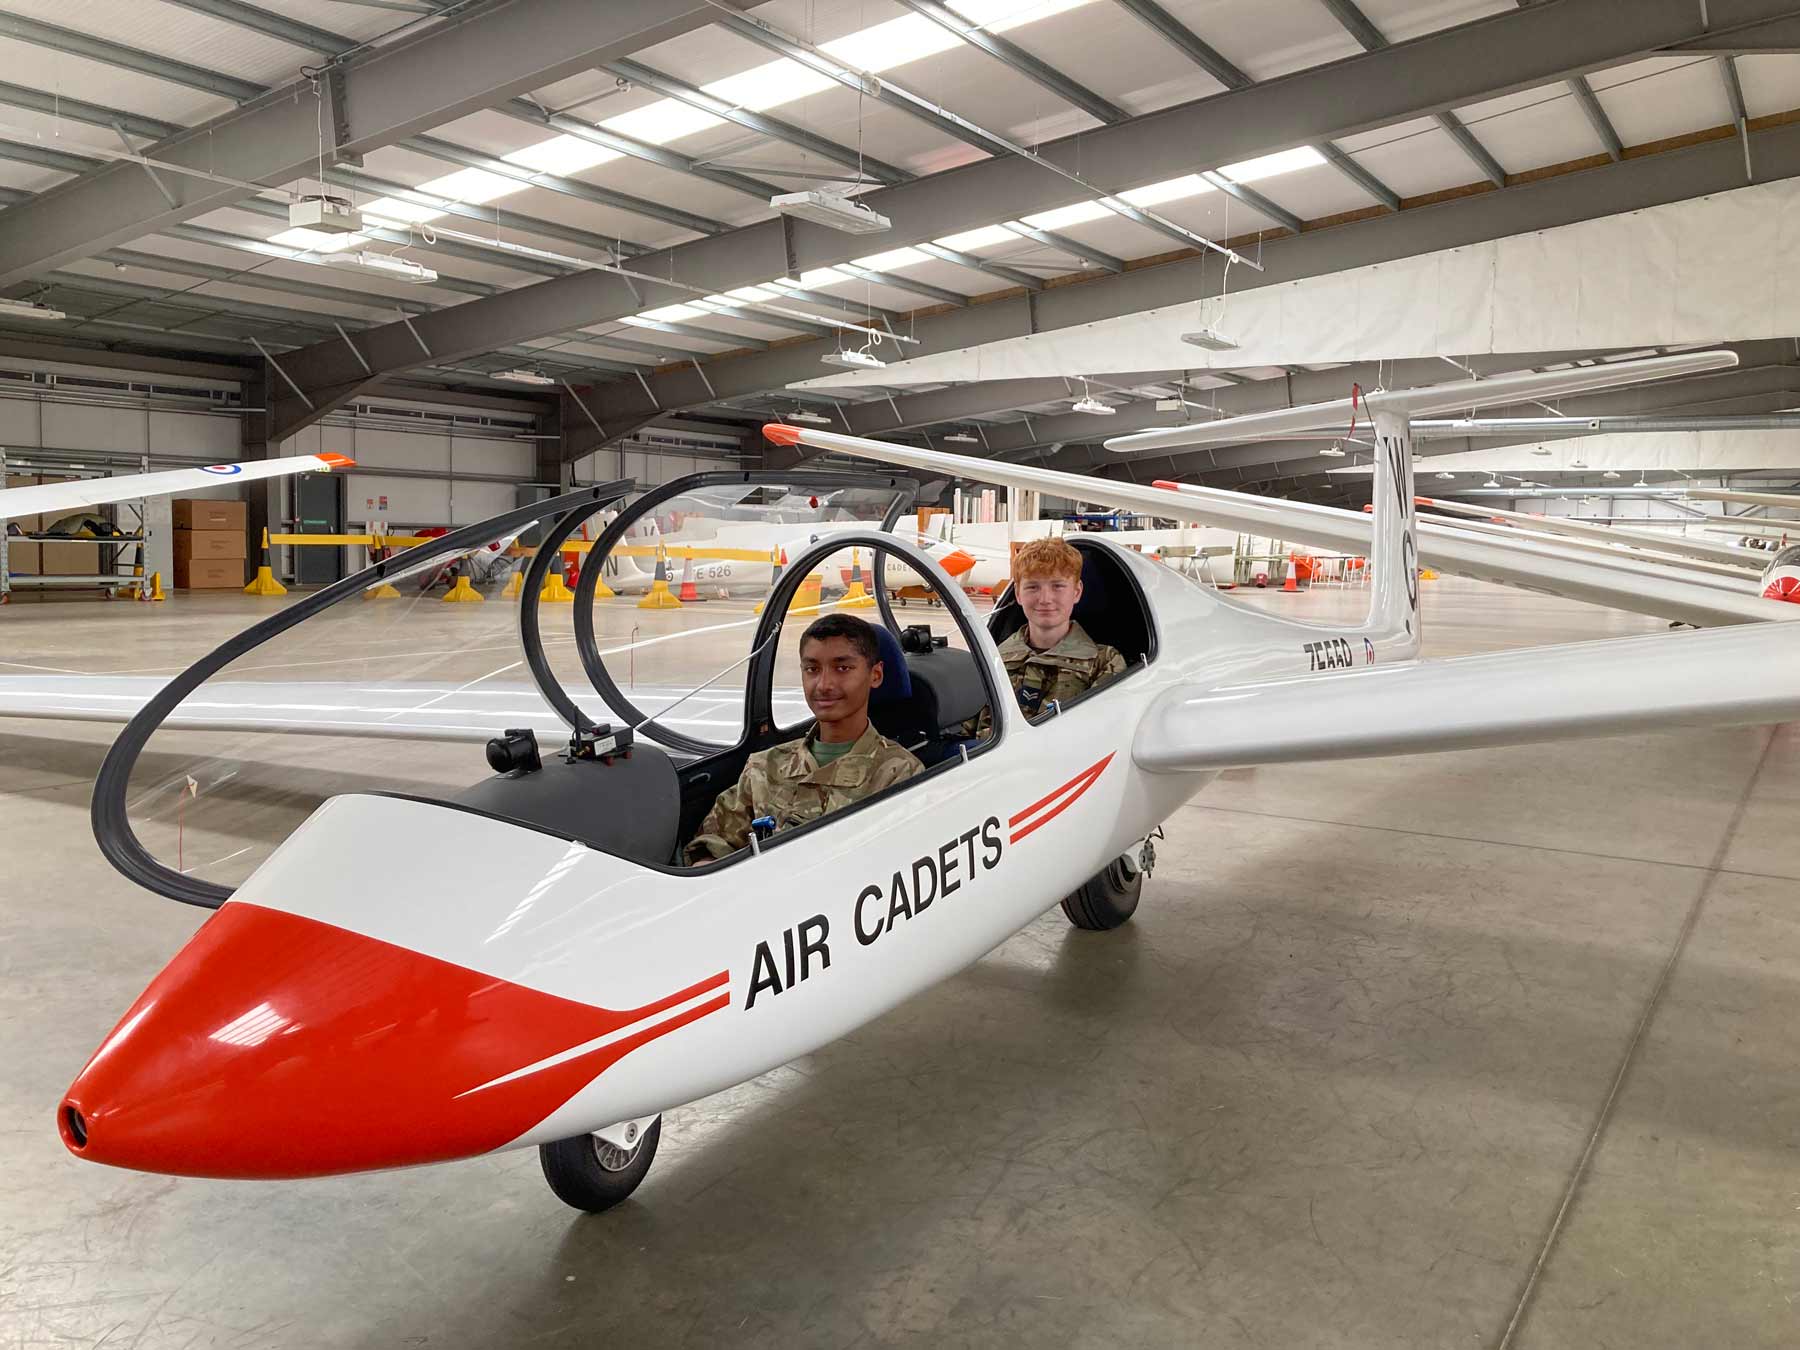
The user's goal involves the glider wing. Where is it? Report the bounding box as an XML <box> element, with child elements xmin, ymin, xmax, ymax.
<box><xmin>0</xmin><ymin>454</ymin><xmax>352</xmax><ymax>521</ymax></box>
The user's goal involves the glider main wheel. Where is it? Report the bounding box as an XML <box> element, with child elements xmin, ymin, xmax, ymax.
<box><xmin>1061</xmin><ymin>855</ymin><xmax>1142</xmax><ymax>930</ymax></box>
<box><xmin>539</xmin><ymin>1116</ymin><xmax>661</xmax><ymax>1213</ymax></box>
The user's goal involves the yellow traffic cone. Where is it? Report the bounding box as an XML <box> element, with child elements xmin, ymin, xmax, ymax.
<box><xmin>364</xmin><ymin>581</ymin><xmax>400</xmax><ymax>600</ymax></box>
<box><xmin>591</xmin><ymin>553</ymin><xmax>615</xmax><ymax>599</ymax></box>
<box><xmin>791</xmin><ymin>570</ymin><xmax>824</xmax><ymax>614</ymax></box>
<box><xmin>244</xmin><ymin>527</ymin><xmax>287</xmax><ymax>596</ymax></box>
<box><xmin>500</xmin><ymin>569</ymin><xmax>524</xmax><ymax>600</ymax></box>
<box><xmin>755</xmin><ymin>548</ymin><xmax>787</xmax><ymax>614</ymax></box>
<box><xmin>637</xmin><ymin>549</ymin><xmax>682</xmax><ymax>609</ymax></box>
<box><xmin>540</xmin><ymin>569</ymin><xmax>575</xmax><ymax>602</ymax></box>
<box><xmin>442</xmin><ymin>567</ymin><xmax>483</xmax><ymax>603</ymax></box>
<box><xmin>146</xmin><ymin>570</ymin><xmax>166</xmax><ymax>602</ymax></box>
<box><xmin>839</xmin><ymin>549</ymin><xmax>875</xmax><ymax>609</ymax></box>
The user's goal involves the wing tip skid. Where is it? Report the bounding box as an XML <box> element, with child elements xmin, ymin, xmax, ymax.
<box><xmin>316</xmin><ymin>453</ymin><xmax>356</xmax><ymax>470</ymax></box>
<box><xmin>763</xmin><ymin>423</ymin><xmax>802</xmax><ymax>447</ymax></box>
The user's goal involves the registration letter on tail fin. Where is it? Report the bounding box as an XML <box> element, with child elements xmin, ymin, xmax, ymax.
<box><xmin>1367</xmin><ymin>409</ymin><xmax>1421</xmax><ymax>658</ymax></box>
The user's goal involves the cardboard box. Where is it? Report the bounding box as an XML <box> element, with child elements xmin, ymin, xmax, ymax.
<box><xmin>41</xmin><ymin>540</ymin><xmax>100</xmax><ymax>576</ymax></box>
<box><xmin>174</xmin><ymin>557</ymin><xmax>245</xmax><ymax>589</ymax></box>
<box><xmin>172</xmin><ymin>498</ymin><xmax>247</xmax><ymax>531</ymax></box>
<box><xmin>173</xmin><ymin>528</ymin><xmax>247</xmax><ymax>561</ymax></box>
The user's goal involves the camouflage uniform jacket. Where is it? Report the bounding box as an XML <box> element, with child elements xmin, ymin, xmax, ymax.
<box><xmin>968</xmin><ymin>621</ymin><xmax>1126</xmax><ymax>736</ymax></box>
<box><xmin>686</xmin><ymin>723</ymin><xmax>922</xmax><ymax>863</ymax></box>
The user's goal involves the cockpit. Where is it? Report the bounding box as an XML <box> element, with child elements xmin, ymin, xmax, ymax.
<box><xmin>93</xmin><ymin>471</ymin><xmax>1028</xmax><ymax>906</ymax></box>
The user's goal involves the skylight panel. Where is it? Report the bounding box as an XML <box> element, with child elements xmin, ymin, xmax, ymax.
<box><xmin>639</xmin><ymin>303</ymin><xmax>707</xmax><ymax>322</ymax></box>
<box><xmin>603</xmin><ymin>99</ymin><xmax>722</xmax><ymax>146</ymax></box>
<box><xmin>853</xmin><ymin>246</ymin><xmax>933</xmax><ymax>271</ymax></box>
<box><xmin>418</xmin><ymin>166</ymin><xmax>519</xmax><ymax>206</ymax></box>
<box><xmin>795</xmin><ymin>268</ymin><xmax>849</xmax><ymax>287</ymax></box>
<box><xmin>938</xmin><ymin>224</ymin><xmax>1016</xmax><ymax>251</ymax></box>
<box><xmin>1118</xmin><ymin>174</ymin><xmax>1213</xmax><ymax>207</ymax></box>
<box><xmin>359</xmin><ymin>196</ymin><xmax>442</xmax><ymax>226</ymax></box>
<box><xmin>1022</xmin><ymin>199</ymin><xmax>1110</xmax><ymax>231</ymax></box>
<box><xmin>706</xmin><ymin>59</ymin><xmax>836</xmax><ymax>111</ymax></box>
<box><xmin>1219</xmin><ymin>146</ymin><xmax>1325</xmax><ymax>183</ymax></box>
<box><xmin>269</xmin><ymin>227</ymin><xmax>362</xmax><ymax>253</ymax></box>
<box><xmin>825</xmin><ymin>15</ymin><xmax>963</xmax><ymax>72</ymax></box>
<box><xmin>505</xmin><ymin>134</ymin><xmax>620</xmax><ymax>176</ymax></box>
<box><xmin>726</xmin><ymin>285</ymin><xmax>779</xmax><ymax>301</ymax></box>
<box><xmin>956</xmin><ymin>0</ymin><xmax>1097</xmax><ymax>35</ymax></box>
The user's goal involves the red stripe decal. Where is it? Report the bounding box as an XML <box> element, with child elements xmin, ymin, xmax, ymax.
<box><xmin>1010</xmin><ymin>753</ymin><xmax>1114</xmax><ymax>843</ymax></box>
<box><xmin>60</xmin><ymin>903</ymin><xmax>728</xmax><ymax>1179</ymax></box>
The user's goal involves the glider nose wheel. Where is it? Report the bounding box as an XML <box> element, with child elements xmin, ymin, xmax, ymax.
<box><xmin>540</xmin><ymin>1114</ymin><xmax>662</xmax><ymax>1213</ymax></box>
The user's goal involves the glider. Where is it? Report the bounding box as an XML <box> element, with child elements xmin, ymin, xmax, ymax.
<box><xmin>0</xmin><ymin>453</ymin><xmax>352</xmax><ymax>523</ymax></box>
<box><xmin>50</xmin><ymin>354</ymin><xmax>1800</xmax><ymax>1215</ymax></box>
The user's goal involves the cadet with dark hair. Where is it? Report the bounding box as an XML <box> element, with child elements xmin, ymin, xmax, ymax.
<box><xmin>686</xmin><ymin>613</ymin><xmax>923</xmax><ymax>863</ymax></box>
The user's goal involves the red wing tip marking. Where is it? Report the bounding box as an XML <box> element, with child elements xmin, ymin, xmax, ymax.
<box><xmin>1151</xmin><ymin>479</ymin><xmax>1182</xmax><ymax>491</ymax></box>
<box><xmin>1009</xmin><ymin>753</ymin><xmax>1114</xmax><ymax>844</ymax></box>
<box><xmin>763</xmin><ymin>423</ymin><xmax>803</xmax><ymax>447</ymax></box>
<box><xmin>315</xmin><ymin>453</ymin><xmax>356</xmax><ymax>470</ymax></box>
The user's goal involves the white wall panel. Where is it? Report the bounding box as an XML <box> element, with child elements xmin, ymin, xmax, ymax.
<box><xmin>148</xmin><ymin>411</ymin><xmax>237</xmax><ymax>458</ymax></box>
<box><xmin>447</xmin><ymin>481</ymin><xmax>517</xmax><ymax>524</ymax></box>
<box><xmin>40</xmin><ymin>402</ymin><xmax>141</xmax><ymax>452</ymax></box>
<box><xmin>346</xmin><ymin>474</ymin><xmax>449</xmax><ymax>525</ymax></box>
<box><xmin>451</xmin><ymin>435</ymin><xmax>532</xmax><ymax>479</ymax></box>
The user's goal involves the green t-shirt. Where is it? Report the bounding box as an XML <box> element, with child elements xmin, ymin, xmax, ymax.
<box><xmin>809</xmin><ymin>734</ymin><xmax>856</xmax><ymax>766</ymax></box>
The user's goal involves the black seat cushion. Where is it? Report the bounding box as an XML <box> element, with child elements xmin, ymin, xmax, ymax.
<box><xmin>453</xmin><ymin>741</ymin><xmax>681</xmax><ymax>866</ymax></box>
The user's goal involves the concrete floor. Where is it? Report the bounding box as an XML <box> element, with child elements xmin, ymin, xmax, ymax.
<box><xmin>1</xmin><ymin>577</ymin><xmax>1796</xmax><ymax>1348</ymax></box>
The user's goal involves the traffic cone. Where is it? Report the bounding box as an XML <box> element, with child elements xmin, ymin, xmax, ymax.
<box><xmin>755</xmin><ymin>549</ymin><xmax>786</xmax><ymax>614</ymax></box>
<box><xmin>591</xmin><ymin>552</ymin><xmax>615</xmax><ymax>599</ymax></box>
<box><xmin>791</xmin><ymin>570</ymin><xmax>824</xmax><ymax>614</ymax></box>
<box><xmin>838</xmin><ymin>549</ymin><xmax>875</xmax><ymax>609</ymax></box>
<box><xmin>637</xmin><ymin>548</ymin><xmax>682</xmax><ymax>609</ymax></box>
<box><xmin>676</xmin><ymin>556</ymin><xmax>701</xmax><ymax>602</ymax></box>
<box><xmin>539</xmin><ymin>567</ymin><xmax>575</xmax><ymax>602</ymax></box>
<box><xmin>442</xmin><ymin>565</ymin><xmax>483</xmax><ymax>602</ymax></box>
<box><xmin>244</xmin><ymin>527</ymin><xmax>287</xmax><ymax>596</ymax></box>
<box><xmin>364</xmin><ymin>580</ymin><xmax>401</xmax><ymax>600</ymax></box>
<box><xmin>500</xmin><ymin>568</ymin><xmax>524</xmax><ymax>600</ymax></box>
<box><xmin>1281</xmin><ymin>556</ymin><xmax>1299</xmax><ymax>593</ymax></box>
<box><xmin>145</xmin><ymin>570</ymin><xmax>166</xmax><ymax>602</ymax></box>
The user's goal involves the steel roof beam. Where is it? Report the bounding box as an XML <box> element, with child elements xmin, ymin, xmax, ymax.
<box><xmin>603</xmin><ymin>58</ymin><xmax>908</xmax><ymax>187</ymax></box>
<box><xmin>1200</xmin><ymin>170</ymin><xmax>1304</xmax><ymax>233</ymax></box>
<box><xmin>158</xmin><ymin>0</ymin><xmax>357</xmax><ymax>56</ymax></box>
<box><xmin>255</xmin><ymin>0</ymin><xmax>1799</xmax><ymax>433</ymax></box>
<box><xmin>1321</xmin><ymin>0</ymin><xmax>1507</xmax><ymax>187</ymax></box>
<box><xmin>894</xmin><ymin>0</ymin><xmax>1127</xmax><ymax>125</ymax></box>
<box><xmin>1568</xmin><ymin>75</ymin><xmax>1626</xmax><ymax>160</ymax></box>
<box><xmin>1115</xmin><ymin>0</ymin><xmax>1400</xmax><ymax>210</ymax></box>
<box><xmin>594</xmin><ymin>108</ymin><xmax>1800</xmax><ymax>444</ymax></box>
<box><xmin>0</xmin><ymin>0</ymin><xmax>719</xmax><ymax>286</ymax></box>
<box><xmin>499</xmin><ymin>99</ymin><xmax>779</xmax><ymax>200</ymax></box>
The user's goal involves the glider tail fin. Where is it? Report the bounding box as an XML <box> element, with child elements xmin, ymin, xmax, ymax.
<box><xmin>1366</xmin><ymin>408</ymin><xmax>1422</xmax><ymax>659</ymax></box>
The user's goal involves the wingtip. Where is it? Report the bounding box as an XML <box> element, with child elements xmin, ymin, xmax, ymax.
<box><xmin>763</xmin><ymin>423</ymin><xmax>802</xmax><ymax>447</ymax></box>
<box><xmin>1151</xmin><ymin>479</ymin><xmax>1183</xmax><ymax>491</ymax></box>
<box><xmin>317</xmin><ymin>453</ymin><xmax>356</xmax><ymax>470</ymax></box>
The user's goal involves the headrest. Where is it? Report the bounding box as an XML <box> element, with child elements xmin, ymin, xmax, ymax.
<box><xmin>1070</xmin><ymin>552</ymin><xmax>1111</xmax><ymax>626</ymax></box>
<box><xmin>869</xmin><ymin>623</ymin><xmax>913</xmax><ymax>704</ymax></box>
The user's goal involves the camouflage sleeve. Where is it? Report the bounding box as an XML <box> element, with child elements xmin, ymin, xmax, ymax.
<box><xmin>685</xmin><ymin>764</ymin><xmax>758</xmax><ymax>863</ymax></box>
<box><xmin>870</xmin><ymin>747</ymin><xmax>924</xmax><ymax>793</ymax></box>
<box><xmin>1094</xmin><ymin>646</ymin><xmax>1127</xmax><ymax>687</ymax></box>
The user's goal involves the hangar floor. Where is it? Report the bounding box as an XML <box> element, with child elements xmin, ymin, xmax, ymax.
<box><xmin>1</xmin><ymin>577</ymin><xmax>1795</xmax><ymax>1349</ymax></box>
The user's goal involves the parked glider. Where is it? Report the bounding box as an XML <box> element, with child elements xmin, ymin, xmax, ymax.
<box><xmin>0</xmin><ymin>453</ymin><xmax>352</xmax><ymax>523</ymax></box>
<box><xmin>51</xmin><ymin>353</ymin><xmax>1800</xmax><ymax>1215</ymax></box>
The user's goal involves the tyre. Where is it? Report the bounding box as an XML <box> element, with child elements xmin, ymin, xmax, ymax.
<box><xmin>1061</xmin><ymin>855</ymin><xmax>1142</xmax><ymax>930</ymax></box>
<box><xmin>539</xmin><ymin>1116</ymin><xmax>661</xmax><ymax>1213</ymax></box>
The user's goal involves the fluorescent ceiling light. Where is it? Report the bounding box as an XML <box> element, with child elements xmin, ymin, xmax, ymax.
<box><xmin>822</xmin><ymin>349</ymin><xmax>886</xmax><ymax>369</ymax></box>
<box><xmin>270</xmin><ymin>226</ymin><xmax>361</xmax><ymax>253</ymax></box>
<box><xmin>945</xmin><ymin>431</ymin><xmax>978</xmax><ymax>443</ymax></box>
<box><xmin>1072</xmin><ymin>396</ymin><xmax>1115</xmax><ymax>415</ymax></box>
<box><xmin>788</xmin><ymin>409</ymin><xmax>831</xmax><ymax>424</ymax></box>
<box><xmin>1181</xmin><ymin>327</ymin><xmax>1239</xmax><ymax>351</ymax></box>
<box><xmin>319</xmin><ymin>252</ymin><xmax>439</xmax><ymax>283</ymax></box>
<box><xmin>491</xmin><ymin>368</ymin><xmax>556</xmax><ymax>385</ymax></box>
<box><xmin>1530</xmin><ymin>446</ymin><xmax>1553</xmax><ymax>456</ymax></box>
<box><xmin>1435</xmin><ymin>471</ymin><xmax>1455</xmax><ymax>479</ymax></box>
<box><xmin>0</xmin><ymin>297</ymin><xmax>65</xmax><ymax>321</ymax></box>
<box><xmin>772</xmin><ymin>190</ymin><xmax>892</xmax><ymax>235</ymax></box>
<box><xmin>1218</xmin><ymin>146</ymin><xmax>1325</xmax><ymax>183</ymax></box>
<box><xmin>1318</xmin><ymin>444</ymin><xmax>1346</xmax><ymax>457</ymax></box>
<box><xmin>1603</xmin><ymin>469</ymin><xmax>1622</xmax><ymax>479</ymax></box>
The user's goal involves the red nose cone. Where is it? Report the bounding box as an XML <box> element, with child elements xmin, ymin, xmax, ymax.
<box><xmin>61</xmin><ymin>902</ymin><xmax>727</xmax><ymax>1179</ymax></box>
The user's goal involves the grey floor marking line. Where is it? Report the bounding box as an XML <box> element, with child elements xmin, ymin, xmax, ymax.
<box><xmin>1183</xmin><ymin>798</ymin><xmax>1798</xmax><ymax>881</ymax></box>
<box><xmin>1493</xmin><ymin>727</ymin><xmax>1779</xmax><ymax>1350</ymax></box>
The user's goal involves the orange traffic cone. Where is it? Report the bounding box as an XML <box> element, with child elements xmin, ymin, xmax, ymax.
<box><xmin>676</xmin><ymin>556</ymin><xmax>701</xmax><ymax>602</ymax></box>
<box><xmin>1281</xmin><ymin>562</ymin><xmax>1298</xmax><ymax>593</ymax></box>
